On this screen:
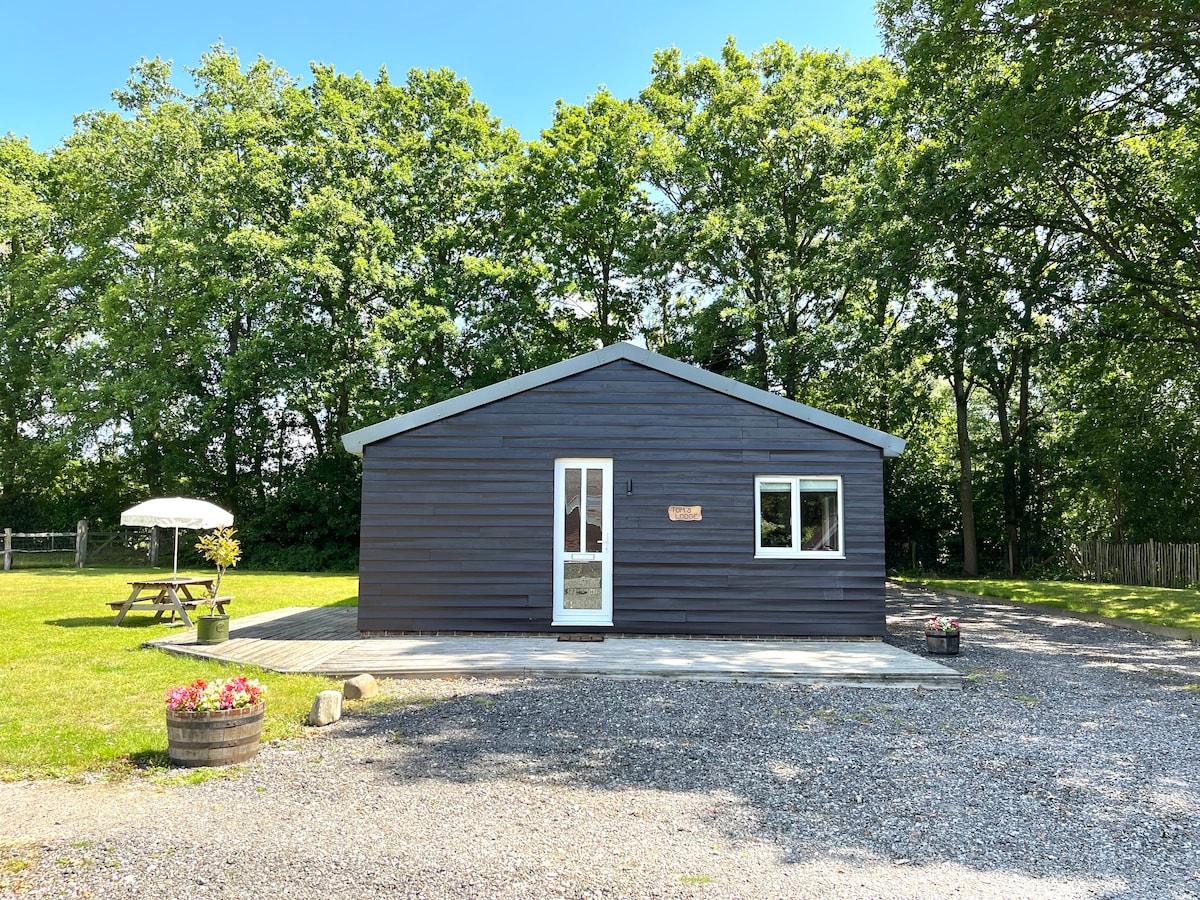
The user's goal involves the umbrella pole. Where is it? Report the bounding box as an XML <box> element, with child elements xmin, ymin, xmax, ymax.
<box><xmin>173</xmin><ymin>528</ymin><xmax>179</xmax><ymax>578</ymax></box>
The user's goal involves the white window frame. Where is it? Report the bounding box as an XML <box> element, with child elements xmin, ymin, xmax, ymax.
<box><xmin>754</xmin><ymin>475</ymin><xmax>845</xmax><ymax>559</ymax></box>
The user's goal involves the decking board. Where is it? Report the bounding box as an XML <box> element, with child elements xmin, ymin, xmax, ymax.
<box><xmin>145</xmin><ymin>606</ymin><xmax>960</xmax><ymax>689</ymax></box>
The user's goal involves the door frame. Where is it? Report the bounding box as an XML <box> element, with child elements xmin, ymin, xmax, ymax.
<box><xmin>552</xmin><ymin>458</ymin><xmax>614</xmax><ymax>626</ymax></box>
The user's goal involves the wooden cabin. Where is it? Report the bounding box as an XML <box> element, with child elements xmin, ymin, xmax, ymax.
<box><xmin>342</xmin><ymin>343</ymin><xmax>905</xmax><ymax>637</ymax></box>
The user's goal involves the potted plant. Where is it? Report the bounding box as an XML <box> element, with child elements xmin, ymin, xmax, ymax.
<box><xmin>164</xmin><ymin>676</ymin><xmax>266</xmax><ymax>767</ymax></box>
<box><xmin>193</xmin><ymin>526</ymin><xmax>241</xmax><ymax>644</ymax></box>
<box><xmin>924</xmin><ymin>615</ymin><xmax>961</xmax><ymax>654</ymax></box>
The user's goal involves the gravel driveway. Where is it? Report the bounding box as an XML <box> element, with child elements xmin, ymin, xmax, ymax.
<box><xmin>3</xmin><ymin>584</ymin><xmax>1199</xmax><ymax>899</ymax></box>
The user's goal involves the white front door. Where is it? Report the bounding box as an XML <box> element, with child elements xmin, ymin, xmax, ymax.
<box><xmin>553</xmin><ymin>458</ymin><xmax>613</xmax><ymax>626</ymax></box>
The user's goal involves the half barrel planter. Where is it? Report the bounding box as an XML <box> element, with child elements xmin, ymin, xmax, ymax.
<box><xmin>925</xmin><ymin>631</ymin><xmax>961</xmax><ymax>655</ymax></box>
<box><xmin>166</xmin><ymin>701</ymin><xmax>265</xmax><ymax>767</ymax></box>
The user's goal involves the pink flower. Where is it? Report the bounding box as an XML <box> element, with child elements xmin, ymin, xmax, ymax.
<box><xmin>924</xmin><ymin>615</ymin><xmax>960</xmax><ymax>634</ymax></box>
<box><xmin>165</xmin><ymin>676</ymin><xmax>265</xmax><ymax>710</ymax></box>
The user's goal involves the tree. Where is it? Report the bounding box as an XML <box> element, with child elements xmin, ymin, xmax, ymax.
<box><xmin>54</xmin><ymin>69</ymin><xmax>212</xmax><ymax>501</ymax></box>
<box><xmin>642</xmin><ymin>40</ymin><xmax>902</xmax><ymax>400</ymax></box>
<box><xmin>880</xmin><ymin>0</ymin><xmax>1200</xmax><ymax>351</ymax></box>
<box><xmin>1050</xmin><ymin>306</ymin><xmax>1200</xmax><ymax>544</ymax></box>
<box><xmin>0</xmin><ymin>136</ymin><xmax>75</xmax><ymax>523</ymax></box>
<box><xmin>506</xmin><ymin>90</ymin><xmax>661</xmax><ymax>346</ymax></box>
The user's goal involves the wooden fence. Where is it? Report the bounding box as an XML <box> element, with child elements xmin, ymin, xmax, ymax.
<box><xmin>3</xmin><ymin>521</ymin><xmax>164</xmax><ymax>570</ymax></box>
<box><xmin>1069</xmin><ymin>540</ymin><xmax>1200</xmax><ymax>589</ymax></box>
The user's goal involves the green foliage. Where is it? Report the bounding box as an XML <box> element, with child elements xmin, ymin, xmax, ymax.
<box><xmin>194</xmin><ymin>526</ymin><xmax>242</xmax><ymax>599</ymax></box>
<box><xmin>880</xmin><ymin>0</ymin><xmax>1200</xmax><ymax>354</ymax></box>
<box><xmin>643</xmin><ymin>41</ymin><xmax>905</xmax><ymax>401</ymax></box>
<box><xmin>1047</xmin><ymin>322</ymin><xmax>1200</xmax><ymax>543</ymax></box>
<box><xmin>238</xmin><ymin>454</ymin><xmax>361</xmax><ymax>571</ymax></box>
<box><xmin>507</xmin><ymin>90</ymin><xmax>663</xmax><ymax>346</ymax></box>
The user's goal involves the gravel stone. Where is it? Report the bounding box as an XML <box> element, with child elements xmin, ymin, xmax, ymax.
<box><xmin>3</xmin><ymin>584</ymin><xmax>1199</xmax><ymax>898</ymax></box>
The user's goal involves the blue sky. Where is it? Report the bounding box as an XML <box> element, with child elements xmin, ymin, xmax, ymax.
<box><xmin>3</xmin><ymin>0</ymin><xmax>883</xmax><ymax>151</ymax></box>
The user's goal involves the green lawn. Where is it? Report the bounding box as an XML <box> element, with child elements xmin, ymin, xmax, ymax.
<box><xmin>905</xmin><ymin>577</ymin><xmax>1200</xmax><ymax>631</ymax></box>
<box><xmin>0</xmin><ymin>567</ymin><xmax>359</xmax><ymax>780</ymax></box>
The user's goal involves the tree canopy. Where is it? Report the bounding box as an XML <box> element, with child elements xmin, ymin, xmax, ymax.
<box><xmin>2</xmin><ymin>23</ymin><xmax>1196</xmax><ymax>573</ymax></box>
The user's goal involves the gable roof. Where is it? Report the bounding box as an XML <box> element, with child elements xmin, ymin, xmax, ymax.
<box><xmin>341</xmin><ymin>342</ymin><xmax>906</xmax><ymax>457</ymax></box>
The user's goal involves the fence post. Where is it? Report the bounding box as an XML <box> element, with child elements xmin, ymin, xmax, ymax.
<box><xmin>149</xmin><ymin>526</ymin><xmax>159</xmax><ymax>567</ymax></box>
<box><xmin>3</xmin><ymin>528</ymin><xmax>10</xmax><ymax>571</ymax></box>
<box><xmin>75</xmin><ymin>520</ymin><xmax>88</xmax><ymax>568</ymax></box>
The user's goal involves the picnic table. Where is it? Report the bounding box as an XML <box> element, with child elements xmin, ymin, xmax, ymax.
<box><xmin>109</xmin><ymin>577</ymin><xmax>230</xmax><ymax>628</ymax></box>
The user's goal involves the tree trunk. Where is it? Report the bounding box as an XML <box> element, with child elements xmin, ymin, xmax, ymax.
<box><xmin>302</xmin><ymin>409</ymin><xmax>325</xmax><ymax>458</ymax></box>
<box><xmin>751</xmin><ymin>319</ymin><xmax>769</xmax><ymax>390</ymax></box>
<box><xmin>995</xmin><ymin>395</ymin><xmax>1018</xmax><ymax>576</ymax></box>
<box><xmin>782</xmin><ymin>302</ymin><xmax>800</xmax><ymax>400</ymax></box>
<box><xmin>598</xmin><ymin>258</ymin><xmax>613</xmax><ymax>346</ymax></box>
<box><xmin>224</xmin><ymin>316</ymin><xmax>241</xmax><ymax>508</ymax></box>
<box><xmin>1015</xmin><ymin>301</ymin><xmax>1034</xmax><ymax>570</ymax></box>
<box><xmin>952</xmin><ymin>289</ymin><xmax>978</xmax><ymax>576</ymax></box>
<box><xmin>954</xmin><ymin>380</ymin><xmax>979</xmax><ymax>577</ymax></box>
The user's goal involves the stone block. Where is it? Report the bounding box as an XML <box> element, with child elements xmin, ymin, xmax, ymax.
<box><xmin>343</xmin><ymin>673</ymin><xmax>378</xmax><ymax>700</ymax></box>
<box><xmin>308</xmin><ymin>690</ymin><xmax>343</xmax><ymax>726</ymax></box>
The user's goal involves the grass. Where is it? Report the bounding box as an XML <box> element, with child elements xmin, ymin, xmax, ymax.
<box><xmin>0</xmin><ymin>567</ymin><xmax>359</xmax><ymax>780</ymax></box>
<box><xmin>905</xmin><ymin>577</ymin><xmax>1200</xmax><ymax>631</ymax></box>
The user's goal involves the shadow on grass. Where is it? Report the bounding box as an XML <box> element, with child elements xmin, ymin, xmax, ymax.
<box><xmin>14</xmin><ymin>567</ymin><xmax>156</xmax><ymax>578</ymax></box>
<box><xmin>47</xmin><ymin>616</ymin><xmax>176</xmax><ymax>629</ymax></box>
<box><xmin>124</xmin><ymin>749</ymin><xmax>171</xmax><ymax>770</ymax></box>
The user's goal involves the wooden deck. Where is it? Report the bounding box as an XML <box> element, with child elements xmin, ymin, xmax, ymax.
<box><xmin>146</xmin><ymin>607</ymin><xmax>962</xmax><ymax>689</ymax></box>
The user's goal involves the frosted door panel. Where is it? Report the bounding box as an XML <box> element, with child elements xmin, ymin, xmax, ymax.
<box><xmin>563</xmin><ymin>561</ymin><xmax>603</xmax><ymax>609</ymax></box>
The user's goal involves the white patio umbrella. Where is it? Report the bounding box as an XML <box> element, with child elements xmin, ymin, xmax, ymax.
<box><xmin>120</xmin><ymin>497</ymin><xmax>234</xmax><ymax>577</ymax></box>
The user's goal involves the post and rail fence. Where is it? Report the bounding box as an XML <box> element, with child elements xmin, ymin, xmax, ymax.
<box><xmin>6</xmin><ymin>522</ymin><xmax>1194</xmax><ymax>586</ymax></box>
<box><xmin>1069</xmin><ymin>539</ymin><xmax>1200</xmax><ymax>589</ymax></box>
<box><xmin>2</xmin><ymin>520</ymin><xmax>164</xmax><ymax>571</ymax></box>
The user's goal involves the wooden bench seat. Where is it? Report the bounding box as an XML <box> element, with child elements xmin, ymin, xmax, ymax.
<box><xmin>107</xmin><ymin>597</ymin><xmax>233</xmax><ymax>618</ymax></box>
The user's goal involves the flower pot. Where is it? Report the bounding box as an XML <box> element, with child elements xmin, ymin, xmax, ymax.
<box><xmin>196</xmin><ymin>614</ymin><xmax>230</xmax><ymax>644</ymax></box>
<box><xmin>166</xmin><ymin>700</ymin><xmax>264</xmax><ymax>767</ymax></box>
<box><xmin>925</xmin><ymin>631</ymin><xmax>960</xmax><ymax>655</ymax></box>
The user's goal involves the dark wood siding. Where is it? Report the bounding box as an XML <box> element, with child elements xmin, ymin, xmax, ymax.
<box><xmin>358</xmin><ymin>360</ymin><xmax>887</xmax><ymax>636</ymax></box>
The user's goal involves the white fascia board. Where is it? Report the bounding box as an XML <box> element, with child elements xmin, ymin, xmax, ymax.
<box><xmin>341</xmin><ymin>342</ymin><xmax>906</xmax><ymax>457</ymax></box>
<box><xmin>624</xmin><ymin>345</ymin><xmax>907</xmax><ymax>457</ymax></box>
<box><xmin>340</xmin><ymin>344</ymin><xmax>630</xmax><ymax>454</ymax></box>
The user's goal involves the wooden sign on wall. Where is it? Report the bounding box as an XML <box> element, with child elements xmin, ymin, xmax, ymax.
<box><xmin>668</xmin><ymin>506</ymin><xmax>702</xmax><ymax>521</ymax></box>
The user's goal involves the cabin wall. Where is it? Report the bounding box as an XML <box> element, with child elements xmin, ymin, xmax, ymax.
<box><xmin>358</xmin><ymin>360</ymin><xmax>886</xmax><ymax>636</ymax></box>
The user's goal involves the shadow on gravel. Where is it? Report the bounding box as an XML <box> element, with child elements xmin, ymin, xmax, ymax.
<box><xmin>322</xmin><ymin>585</ymin><xmax>1200</xmax><ymax>897</ymax></box>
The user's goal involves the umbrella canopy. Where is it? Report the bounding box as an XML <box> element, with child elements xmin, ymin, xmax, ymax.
<box><xmin>121</xmin><ymin>497</ymin><xmax>233</xmax><ymax>530</ymax></box>
<box><xmin>121</xmin><ymin>498</ymin><xmax>234</xmax><ymax>576</ymax></box>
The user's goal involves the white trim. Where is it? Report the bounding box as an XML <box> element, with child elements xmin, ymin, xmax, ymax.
<box><xmin>342</xmin><ymin>342</ymin><xmax>906</xmax><ymax>457</ymax></box>
<box><xmin>552</xmin><ymin>458</ymin><xmax>614</xmax><ymax>626</ymax></box>
<box><xmin>754</xmin><ymin>475</ymin><xmax>846</xmax><ymax>559</ymax></box>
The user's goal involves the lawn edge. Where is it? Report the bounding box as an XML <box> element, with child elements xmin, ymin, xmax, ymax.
<box><xmin>891</xmin><ymin>579</ymin><xmax>1200</xmax><ymax>644</ymax></box>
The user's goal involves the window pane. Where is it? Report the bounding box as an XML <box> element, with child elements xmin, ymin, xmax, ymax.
<box><xmin>798</xmin><ymin>478</ymin><xmax>838</xmax><ymax>492</ymax></box>
<box><xmin>800</xmin><ymin>487</ymin><xmax>839</xmax><ymax>551</ymax></box>
<box><xmin>759</xmin><ymin>482</ymin><xmax>793</xmax><ymax>548</ymax></box>
<box><xmin>564</xmin><ymin>468</ymin><xmax>581</xmax><ymax>552</ymax></box>
<box><xmin>585</xmin><ymin>468</ymin><xmax>604</xmax><ymax>552</ymax></box>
